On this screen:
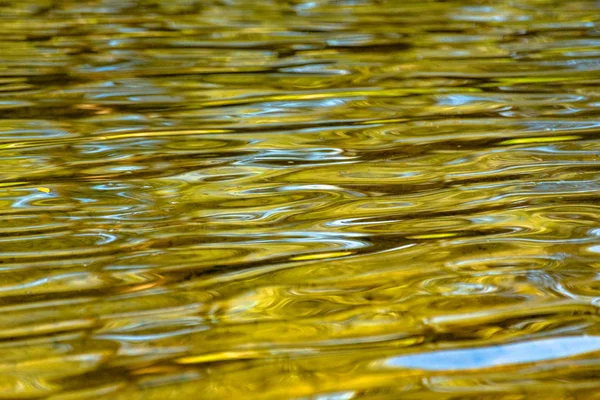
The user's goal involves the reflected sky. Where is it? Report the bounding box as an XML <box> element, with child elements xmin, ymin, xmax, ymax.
<box><xmin>386</xmin><ymin>336</ymin><xmax>600</xmax><ymax>371</ymax></box>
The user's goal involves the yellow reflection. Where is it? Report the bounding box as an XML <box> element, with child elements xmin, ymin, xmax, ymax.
<box><xmin>290</xmin><ymin>251</ymin><xmax>353</xmax><ymax>261</ymax></box>
<box><xmin>499</xmin><ymin>135</ymin><xmax>581</xmax><ymax>145</ymax></box>
<box><xmin>407</xmin><ymin>233</ymin><xmax>459</xmax><ymax>239</ymax></box>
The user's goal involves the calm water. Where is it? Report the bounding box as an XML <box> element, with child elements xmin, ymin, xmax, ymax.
<box><xmin>1</xmin><ymin>0</ymin><xmax>600</xmax><ymax>398</ymax></box>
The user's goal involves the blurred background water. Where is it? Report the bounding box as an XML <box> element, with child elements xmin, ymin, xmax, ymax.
<box><xmin>1</xmin><ymin>0</ymin><xmax>600</xmax><ymax>398</ymax></box>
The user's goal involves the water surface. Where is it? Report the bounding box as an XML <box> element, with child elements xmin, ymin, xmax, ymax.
<box><xmin>1</xmin><ymin>0</ymin><xmax>600</xmax><ymax>399</ymax></box>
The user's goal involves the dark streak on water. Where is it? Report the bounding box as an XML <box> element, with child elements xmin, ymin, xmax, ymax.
<box><xmin>1</xmin><ymin>0</ymin><xmax>600</xmax><ymax>399</ymax></box>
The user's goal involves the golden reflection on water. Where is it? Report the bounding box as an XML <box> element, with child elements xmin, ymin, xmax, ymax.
<box><xmin>1</xmin><ymin>0</ymin><xmax>600</xmax><ymax>398</ymax></box>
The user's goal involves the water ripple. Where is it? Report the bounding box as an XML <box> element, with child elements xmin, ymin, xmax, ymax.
<box><xmin>1</xmin><ymin>0</ymin><xmax>600</xmax><ymax>398</ymax></box>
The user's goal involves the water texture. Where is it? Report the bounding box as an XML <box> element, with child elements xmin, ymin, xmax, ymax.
<box><xmin>1</xmin><ymin>0</ymin><xmax>600</xmax><ymax>398</ymax></box>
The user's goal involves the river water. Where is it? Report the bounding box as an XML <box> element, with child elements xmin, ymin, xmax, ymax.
<box><xmin>1</xmin><ymin>0</ymin><xmax>600</xmax><ymax>399</ymax></box>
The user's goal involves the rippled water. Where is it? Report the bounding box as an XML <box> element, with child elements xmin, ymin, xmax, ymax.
<box><xmin>1</xmin><ymin>0</ymin><xmax>600</xmax><ymax>398</ymax></box>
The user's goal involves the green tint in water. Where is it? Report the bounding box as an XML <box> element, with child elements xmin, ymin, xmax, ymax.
<box><xmin>0</xmin><ymin>0</ymin><xmax>600</xmax><ymax>398</ymax></box>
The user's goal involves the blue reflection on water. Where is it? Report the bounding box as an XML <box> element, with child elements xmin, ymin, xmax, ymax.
<box><xmin>386</xmin><ymin>336</ymin><xmax>600</xmax><ymax>370</ymax></box>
